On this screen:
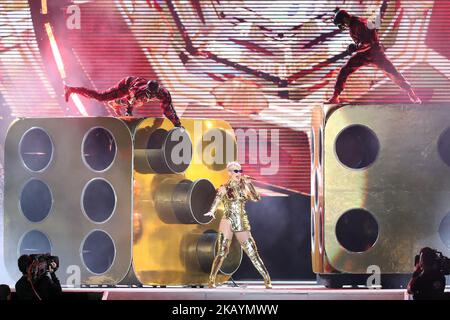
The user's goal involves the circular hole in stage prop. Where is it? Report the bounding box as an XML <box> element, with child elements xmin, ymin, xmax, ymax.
<box><xmin>155</xmin><ymin>179</ymin><xmax>216</xmax><ymax>224</ymax></box>
<box><xmin>81</xmin><ymin>230</ymin><xmax>116</xmax><ymax>274</ymax></box>
<box><xmin>20</xmin><ymin>128</ymin><xmax>53</xmax><ymax>172</ymax></box>
<box><xmin>82</xmin><ymin>178</ymin><xmax>116</xmax><ymax>223</ymax></box>
<box><xmin>335</xmin><ymin>125</ymin><xmax>379</xmax><ymax>169</ymax></box>
<box><xmin>82</xmin><ymin>127</ymin><xmax>117</xmax><ymax>172</ymax></box>
<box><xmin>198</xmin><ymin>128</ymin><xmax>237</xmax><ymax>171</ymax></box>
<box><xmin>439</xmin><ymin>212</ymin><xmax>450</xmax><ymax>248</ymax></box>
<box><xmin>173</xmin><ymin>179</ymin><xmax>216</xmax><ymax>224</ymax></box>
<box><xmin>20</xmin><ymin>179</ymin><xmax>53</xmax><ymax>223</ymax></box>
<box><xmin>197</xmin><ymin>230</ymin><xmax>242</xmax><ymax>275</ymax></box>
<box><xmin>437</xmin><ymin>128</ymin><xmax>450</xmax><ymax>167</ymax></box>
<box><xmin>318</xmin><ymin>126</ymin><xmax>323</xmax><ymax>167</ymax></box>
<box><xmin>335</xmin><ymin>209</ymin><xmax>379</xmax><ymax>253</ymax></box>
<box><xmin>143</xmin><ymin>128</ymin><xmax>192</xmax><ymax>174</ymax></box>
<box><xmin>19</xmin><ymin>230</ymin><xmax>52</xmax><ymax>256</ymax></box>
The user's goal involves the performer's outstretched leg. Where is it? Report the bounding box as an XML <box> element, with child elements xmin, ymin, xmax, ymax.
<box><xmin>64</xmin><ymin>77</ymin><xmax>131</xmax><ymax>103</ymax></box>
<box><xmin>237</xmin><ymin>231</ymin><xmax>272</xmax><ymax>289</ymax></box>
<box><xmin>65</xmin><ymin>86</ymin><xmax>96</xmax><ymax>102</ymax></box>
<box><xmin>208</xmin><ymin>219</ymin><xmax>233</xmax><ymax>288</ymax></box>
<box><xmin>64</xmin><ymin>85</ymin><xmax>111</xmax><ymax>102</ymax></box>
<box><xmin>328</xmin><ymin>52</ymin><xmax>369</xmax><ymax>104</ymax></box>
<box><xmin>373</xmin><ymin>51</ymin><xmax>421</xmax><ymax>104</ymax></box>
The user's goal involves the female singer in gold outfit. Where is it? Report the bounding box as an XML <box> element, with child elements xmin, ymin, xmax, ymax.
<box><xmin>204</xmin><ymin>162</ymin><xmax>272</xmax><ymax>289</ymax></box>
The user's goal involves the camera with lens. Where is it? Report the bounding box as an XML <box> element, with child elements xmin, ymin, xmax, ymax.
<box><xmin>29</xmin><ymin>254</ymin><xmax>59</xmax><ymax>281</ymax></box>
<box><xmin>415</xmin><ymin>248</ymin><xmax>450</xmax><ymax>275</ymax></box>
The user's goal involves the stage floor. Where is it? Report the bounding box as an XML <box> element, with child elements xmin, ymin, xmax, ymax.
<box><xmin>64</xmin><ymin>282</ymin><xmax>412</xmax><ymax>300</ymax></box>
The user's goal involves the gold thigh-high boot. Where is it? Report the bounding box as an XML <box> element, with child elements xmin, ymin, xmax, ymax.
<box><xmin>242</xmin><ymin>236</ymin><xmax>272</xmax><ymax>289</ymax></box>
<box><xmin>208</xmin><ymin>232</ymin><xmax>231</xmax><ymax>288</ymax></box>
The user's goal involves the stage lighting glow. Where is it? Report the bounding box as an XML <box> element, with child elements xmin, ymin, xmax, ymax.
<box><xmin>41</xmin><ymin>0</ymin><xmax>47</xmax><ymax>14</ymax></box>
<box><xmin>44</xmin><ymin>22</ymin><xmax>88</xmax><ymax>115</ymax></box>
<box><xmin>71</xmin><ymin>93</ymin><xmax>89</xmax><ymax>116</ymax></box>
<box><xmin>44</xmin><ymin>23</ymin><xmax>66</xmax><ymax>79</ymax></box>
<box><xmin>205</xmin><ymin>121</ymin><xmax>213</xmax><ymax>129</ymax></box>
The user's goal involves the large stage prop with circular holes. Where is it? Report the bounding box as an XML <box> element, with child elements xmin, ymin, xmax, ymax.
<box><xmin>311</xmin><ymin>104</ymin><xmax>450</xmax><ymax>286</ymax></box>
<box><xmin>3</xmin><ymin>117</ymin><xmax>241</xmax><ymax>286</ymax></box>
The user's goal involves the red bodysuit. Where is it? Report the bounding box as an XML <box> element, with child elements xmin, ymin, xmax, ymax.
<box><xmin>334</xmin><ymin>16</ymin><xmax>412</xmax><ymax>96</ymax></box>
<box><xmin>65</xmin><ymin>76</ymin><xmax>181</xmax><ymax>127</ymax></box>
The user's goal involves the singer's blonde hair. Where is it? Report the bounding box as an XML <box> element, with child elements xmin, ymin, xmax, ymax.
<box><xmin>227</xmin><ymin>162</ymin><xmax>241</xmax><ymax>171</ymax></box>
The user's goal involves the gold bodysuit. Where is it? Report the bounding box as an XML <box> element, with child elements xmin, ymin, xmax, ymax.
<box><xmin>209</xmin><ymin>176</ymin><xmax>260</xmax><ymax>232</ymax></box>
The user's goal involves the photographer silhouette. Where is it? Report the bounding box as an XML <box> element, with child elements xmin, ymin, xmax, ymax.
<box><xmin>15</xmin><ymin>254</ymin><xmax>62</xmax><ymax>301</ymax></box>
<box><xmin>0</xmin><ymin>284</ymin><xmax>11</xmax><ymax>301</ymax></box>
<box><xmin>407</xmin><ymin>247</ymin><xmax>448</xmax><ymax>300</ymax></box>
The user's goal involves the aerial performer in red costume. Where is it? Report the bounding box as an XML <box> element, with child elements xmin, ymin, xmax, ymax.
<box><xmin>64</xmin><ymin>77</ymin><xmax>182</xmax><ymax>127</ymax></box>
<box><xmin>327</xmin><ymin>8</ymin><xmax>421</xmax><ymax>104</ymax></box>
